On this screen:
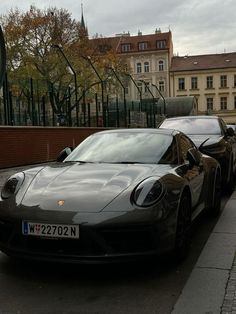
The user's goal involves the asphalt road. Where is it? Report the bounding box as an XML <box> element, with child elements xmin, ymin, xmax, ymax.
<box><xmin>0</xmin><ymin>164</ymin><xmax>229</xmax><ymax>314</ymax></box>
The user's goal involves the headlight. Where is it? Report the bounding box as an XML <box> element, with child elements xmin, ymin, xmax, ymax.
<box><xmin>132</xmin><ymin>177</ymin><xmax>164</xmax><ymax>207</ymax></box>
<box><xmin>1</xmin><ymin>172</ymin><xmax>25</xmax><ymax>199</ymax></box>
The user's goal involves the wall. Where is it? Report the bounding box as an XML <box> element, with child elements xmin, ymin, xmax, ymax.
<box><xmin>0</xmin><ymin>126</ymin><xmax>106</xmax><ymax>169</ymax></box>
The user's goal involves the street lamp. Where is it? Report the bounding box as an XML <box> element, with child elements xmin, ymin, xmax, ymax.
<box><xmin>82</xmin><ymin>56</ymin><xmax>106</xmax><ymax>127</ymax></box>
<box><xmin>52</xmin><ymin>44</ymin><xmax>79</xmax><ymax>126</ymax></box>
<box><xmin>108</xmin><ymin>67</ymin><xmax>127</xmax><ymax>127</ymax></box>
<box><xmin>151</xmin><ymin>83</ymin><xmax>166</xmax><ymax>116</ymax></box>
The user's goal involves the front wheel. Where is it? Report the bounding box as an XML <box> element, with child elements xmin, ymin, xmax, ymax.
<box><xmin>173</xmin><ymin>193</ymin><xmax>192</xmax><ymax>262</ymax></box>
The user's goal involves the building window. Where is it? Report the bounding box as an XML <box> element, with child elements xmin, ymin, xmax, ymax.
<box><xmin>220</xmin><ymin>97</ymin><xmax>227</xmax><ymax>110</ymax></box>
<box><xmin>121</xmin><ymin>44</ymin><xmax>131</xmax><ymax>52</ymax></box>
<box><xmin>220</xmin><ymin>75</ymin><xmax>227</xmax><ymax>88</ymax></box>
<box><xmin>206</xmin><ymin>76</ymin><xmax>213</xmax><ymax>89</ymax></box>
<box><xmin>156</xmin><ymin>40</ymin><xmax>166</xmax><ymax>49</ymax></box>
<box><xmin>138</xmin><ymin>42</ymin><xmax>148</xmax><ymax>50</ymax></box>
<box><xmin>143</xmin><ymin>82</ymin><xmax>150</xmax><ymax>93</ymax></box>
<box><xmin>136</xmin><ymin>62</ymin><xmax>142</xmax><ymax>73</ymax></box>
<box><xmin>234</xmin><ymin>75</ymin><xmax>236</xmax><ymax>87</ymax></box>
<box><xmin>191</xmin><ymin>77</ymin><xmax>198</xmax><ymax>89</ymax></box>
<box><xmin>178</xmin><ymin>78</ymin><xmax>185</xmax><ymax>90</ymax></box>
<box><xmin>234</xmin><ymin>96</ymin><xmax>236</xmax><ymax>109</ymax></box>
<box><xmin>144</xmin><ymin>62</ymin><xmax>149</xmax><ymax>73</ymax></box>
<box><xmin>159</xmin><ymin>81</ymin><xmax>165</xmax><ymax>92</ymax></box>
<box><xmin>158</xmin><ymin>60</ymin><xmax>164</xmax><ymax>71</ymax></box>
<box><xmin>207</xmin><ymin>98</ymin><xmax>213</xmax><ymax>110</ymax></box>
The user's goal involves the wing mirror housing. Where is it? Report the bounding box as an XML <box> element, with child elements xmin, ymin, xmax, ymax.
<box><xmin>187</xmin><ymin>147</ymin><xmax>201</xmax><ymax>168</ymax></box>
<box><xmin>57</xmin><ymin>147</ymin><xmax>73</xmax><ymax>162</ymax></box>
<box><xmin>226</xmin><ymin>127</ymin><xmax>235</xmax><ymax>137</ymax></box>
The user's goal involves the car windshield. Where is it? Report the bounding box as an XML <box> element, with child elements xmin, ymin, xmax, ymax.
<box><xmin>64</xmin><ymin>131</ymin><xmax>175</xmax><ymax>164</ymax></box>
<box><xmin>160</xmin><ymin>118</ymin><xmax>221</xmax><ymax>135</ymax></box>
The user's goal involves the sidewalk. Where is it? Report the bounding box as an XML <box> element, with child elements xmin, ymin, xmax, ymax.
<box><xmin>172</xmin><ymin>188</ymin><xmax>236</xmax><ymax>314</ymax></box>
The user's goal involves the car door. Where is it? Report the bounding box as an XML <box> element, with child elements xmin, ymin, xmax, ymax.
<box><xmin>176</xmin><ymin>134</ymin><xmax>206</xmax><ymax>209</ymax></box>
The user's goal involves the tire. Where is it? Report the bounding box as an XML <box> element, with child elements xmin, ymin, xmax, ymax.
<box><xmin>173</xmin><ymin>192</ymin><xmax>192</xmax><ymax>262</ymax></box>
<box><xmin>226</xmin><ymin>159</ymin><xmax>235</xmax><ymax>195</ymax></box>
<box><xmin>207</xmin><ymin>169</ymin><xmax>221</xmax><ymax>217</ymax></box>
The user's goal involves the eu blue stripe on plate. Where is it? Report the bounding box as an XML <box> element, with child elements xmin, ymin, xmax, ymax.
<box><xmin>23</xmin><ymin>221</ymin><xmax>28</xmax><ymax>234</ymax></box>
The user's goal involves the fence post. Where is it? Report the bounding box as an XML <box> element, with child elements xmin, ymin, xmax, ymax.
<box><xmin>87</xmin><ymin>103</ymin><xmax>91</xmax><ymax>127</ymax></box>
<box><xmin>116</xmin><ymin>96</ymin><xmax>120</xmax><ymax>128</ymax></box>
<box><xmin>9</xmin><ymin>91</ymin><xmax>14</xmax><ymax>125</ymax></box>
<box><xmin>42</xmin><ymin>96</ymin><xmax>46</xmax><ymax>126</ymax></box>
<box><xmin>2</xmin><ymin>73</ymin><xmax>8</xmax><ymax>125</ymax></box>
<box><xmin>30</xmin><ymin>78</ymin><xmax>35</xmax><ymax>125</ymax></box>
<box><xmin>95</xmin><ymin>93</ymin><xmax>99</xmax><ymax>127</ymax></box>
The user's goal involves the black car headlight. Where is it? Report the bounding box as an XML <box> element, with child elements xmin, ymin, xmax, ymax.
<box><xmin>1</xmin><ymin>172</ymin><xmax>25</xmax><ymax>199</ymax></box>
<box><xmin>132</xmin><ymin>177</ymin><xmax>164</xmax><ymax>207</ymax></box>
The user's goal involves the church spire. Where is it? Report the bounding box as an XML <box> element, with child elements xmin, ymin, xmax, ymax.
<box><xmin>81</xmin><ymin>2</ymin><xmax>86</xmax><ymax>30</ymax></box>
<box><xmin>80</xmin><ymin>2</ymin><xmax>88</xmax><ymax>36</ymax></box>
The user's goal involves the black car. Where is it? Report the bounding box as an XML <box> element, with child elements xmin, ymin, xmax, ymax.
<box><xmin>159</xmin><ymin>115</ymin><xmax>236</xmax><ymax>191</ymax></box>
<box><xmin>0</xmin><ymin>128</ymin><xmax>221</xmax><ymax>263</ymax></box>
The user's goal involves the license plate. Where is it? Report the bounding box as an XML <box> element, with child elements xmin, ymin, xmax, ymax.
<box><xmin>22</xmin><ymin>221</ymin><xmax>79</xmax><ymax>239</ymax></box>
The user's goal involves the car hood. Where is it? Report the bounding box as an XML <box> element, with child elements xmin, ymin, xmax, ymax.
<box><xmin>186</xmin><ymin>134</ymin><xmax>223</xmax><ymax>148</ymax></box>
<box><xmin>21</xmin><ymin>163</ymin><xmax>169</xmax><ymax>213</ymax></box>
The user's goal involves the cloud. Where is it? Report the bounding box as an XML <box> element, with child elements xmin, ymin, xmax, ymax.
<box><xmin>0</xmin><ymin>0</ymin><xmax>236</xmax><ymax>55</ymax></box>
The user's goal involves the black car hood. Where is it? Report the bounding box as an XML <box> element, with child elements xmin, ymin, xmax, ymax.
<box><xmin>21</xmin><ymin>163</ymin><xmax>168</xmax><ymax>213</ymax></box>
<box><xmin>187</xmin><ymin>134</ymin><xmax>223</xmax><ymax>148</ymax></box>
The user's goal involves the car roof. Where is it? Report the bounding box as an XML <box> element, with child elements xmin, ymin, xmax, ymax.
<box><xmin>94</xmin><ymin>128</ymin><xmax>179</xmax><ymax>136</ymax></box>
<box><xmin>162</xmin><ymin>115</ymin><xmax>219</xmax><ymax>121</ymax></box>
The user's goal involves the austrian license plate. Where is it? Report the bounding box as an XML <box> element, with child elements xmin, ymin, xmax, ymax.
<box><xmin>22</xmin><ymin>221</ymin><xmax>79</xmax><ymax>239</ymax></box>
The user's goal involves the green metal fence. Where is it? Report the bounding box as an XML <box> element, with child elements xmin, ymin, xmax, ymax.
<box><xmin>0</xmin><ymin>78</ymin><xmax>165</xmax><ymax>128</ymax></box>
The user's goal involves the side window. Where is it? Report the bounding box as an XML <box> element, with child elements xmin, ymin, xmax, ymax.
<box><xmin>219</xmin><ymin>118</ymin><xmax>227</xmax><ymax>135</ymax></box>
<box><xmin>159</xmin><ymin>136</ymin><xmax>179</xmax><ymax>164</ymax></box>
<box><xmin>179</xmin><ymin>135</ymin><xmax>195</xmax><ymax>162</ymax></box>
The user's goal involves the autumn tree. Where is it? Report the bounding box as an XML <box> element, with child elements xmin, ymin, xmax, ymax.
<box><xmin>0</xmin><ymin>5</ymin><xmax>130</xmax><ymax>125</ymax></box>
<box><xmin>0</xmin><ymin>5</ymin><xmax>82</xmax><ymax>116</ymax></box>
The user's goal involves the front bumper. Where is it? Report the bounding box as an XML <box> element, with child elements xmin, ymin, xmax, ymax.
<box><xmin>0</xmin><ymin>218</ymin><xmax>172</xmax><ymax>264</ymax></box>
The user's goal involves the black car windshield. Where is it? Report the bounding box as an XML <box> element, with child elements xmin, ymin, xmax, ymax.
<box><xmin>160</xmin><ymin>118</ymin><xmax>221</xmax><ymax>135</ymax></box>
<box><xmin>64</xmin><ymin>132</ymin><xmax>175</xmax><ymax>164</ymax></box>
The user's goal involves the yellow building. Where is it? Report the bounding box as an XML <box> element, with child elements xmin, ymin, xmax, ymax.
<box><xmin>170</xmin><ymin>53</ymin><xmax>236</xmax><ymax>123</ymax></box>
<box><xmin>92</xmin><ymin>30</ymin><xmax>173</xmax><ymax>101</ymax></box>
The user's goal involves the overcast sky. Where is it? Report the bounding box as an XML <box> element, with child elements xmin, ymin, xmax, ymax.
<box><xmin>0</xmin><ymin>0</ymin><xmax>236</xmax><ymax>56</ymax></box>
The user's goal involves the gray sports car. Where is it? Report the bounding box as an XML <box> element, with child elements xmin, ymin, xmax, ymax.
<box><xmin>0</xmin><ymin>128</ymin><xmax>221</xmax><ymax>263</ymax></box>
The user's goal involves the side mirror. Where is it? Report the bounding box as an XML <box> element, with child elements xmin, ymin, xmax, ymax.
<box><xmin>57</xmin><ymin>147</ymin><xmax>72</xmax><ymax>162</ymax></box>
<box><xmin>187</xmin><ymin>148</ymin><xmax>201</xmax><ymax>168</ymax></box>
<box><xmin>226</xmin><ymin>127</ymin><xmax>235</xmax><ymax>137</ymax></box>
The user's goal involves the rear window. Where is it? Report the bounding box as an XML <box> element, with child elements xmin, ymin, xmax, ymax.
<box><xmin>160</xmin><ymin>118</ymin><xmax>222</xmax><ymax>135</ymax></box>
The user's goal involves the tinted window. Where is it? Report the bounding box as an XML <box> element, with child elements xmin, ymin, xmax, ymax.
<box><xmin>178</xmin><ymin>135</ymin><xmax>195</xmax><ymax>161</ymax></box>
<box><xmin>65</xmin><ymin>132</ymin><xmax>177</xmax><ymax>164</ymax></box>
<box><xmin>160</xmin><ymin>118</ymin><xmax>222</xmax><ymax>135</ymax></box>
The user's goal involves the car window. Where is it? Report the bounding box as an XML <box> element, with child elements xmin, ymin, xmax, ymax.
<box><xmin>160</xmin><ymin>118</ymin><xmax>222</xmax><ymax>135</ymax></box>
<box><xmin>159</xmin><ymin>136</ymin><xmax>179</xmax><ymax>164</ymax></box>
<box><xmin>219</xmin><ymin>118</ymin><xmax>228</xmax><ymax>134</ymax></box>
<box><xmin>65</xmin><ymin>132</ymin><xmax>178</xmax><ymax>164</ymax></box>
<box><xmin>178</xmin><ymin>134</ymin><xmax>195</xmax><ymax>162</ymax></box>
